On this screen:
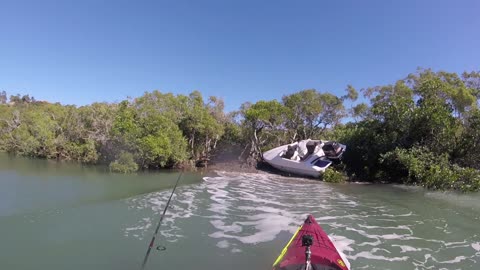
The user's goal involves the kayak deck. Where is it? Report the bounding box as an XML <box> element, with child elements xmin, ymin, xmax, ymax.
<box><xmin>272</xmin><ymin>215</ymin><xmax>350</xmax><ymax>270</ymax></box>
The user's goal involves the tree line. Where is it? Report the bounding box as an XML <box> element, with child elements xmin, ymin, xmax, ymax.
<box><xmin>0</xmin><ymin>90</ymin><xmax>228</xmax><ymax>172</ymax></box>
<box><xmin>1</xmin><ymin>68</ymin><xmax>480</xmax><ymax>191</ymax></box>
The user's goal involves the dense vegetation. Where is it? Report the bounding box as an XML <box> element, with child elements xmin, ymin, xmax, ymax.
<box><xmin>0</xmin><ymin>90</ymin><xmax>227</xmax><ymax>172</ymax></box>
<box><xmin>1</xmin><ymin>69</ymin><xmax>480</xmax><ymax>191</ymax></box>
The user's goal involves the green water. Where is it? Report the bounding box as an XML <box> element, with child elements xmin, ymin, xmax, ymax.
<box><xmin>0</xmin><ymin>153</ymin><xmax>479</xmax><ymax>269</ymax></box>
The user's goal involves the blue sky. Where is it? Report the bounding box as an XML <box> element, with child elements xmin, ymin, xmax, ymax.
<box><xmin>1</xmin><ymin>0</ymin><xmax>479</xmax><ymax>111</ymax></box>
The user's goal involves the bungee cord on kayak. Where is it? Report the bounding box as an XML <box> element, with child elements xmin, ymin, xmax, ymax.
<box><xmin>140</xmin><ymin>172</ymin><xmax>183</xmax><ymax>270</ymax></box>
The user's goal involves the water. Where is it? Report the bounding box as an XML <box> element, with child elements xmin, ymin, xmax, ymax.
<box><xmin>0</xmin><ymin>154</ymin><xmax>479</xmax><ymax>269</ymax></box>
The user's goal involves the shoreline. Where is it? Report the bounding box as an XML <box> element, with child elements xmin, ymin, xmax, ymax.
<box><xmin>3</xmin><ymin>151</ymin><xmax>478</xmax><ymax>192</ymax></box>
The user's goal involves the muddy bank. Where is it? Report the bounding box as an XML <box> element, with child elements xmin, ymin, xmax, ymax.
<box><xmin>202</xmin><ymin>144</ymin><xmax>308</xmax><ymax>178</ymax></box>
<box><xmin>203</xmin><ymin>144</ymin><xmax>260</xmax><ymax>174</ymax></box>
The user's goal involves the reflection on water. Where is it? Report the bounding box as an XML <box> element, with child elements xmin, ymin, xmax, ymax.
<box><xmin>125</xmin><ymin>171</ymin><xmax>480</xmax><ymax>270</ymax></box>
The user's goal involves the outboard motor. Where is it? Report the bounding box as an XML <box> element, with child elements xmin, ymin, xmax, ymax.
<box><xmin>322</xmin><ymin>142</ymin><xmax>344</xmax><ymax>159</ymax></box>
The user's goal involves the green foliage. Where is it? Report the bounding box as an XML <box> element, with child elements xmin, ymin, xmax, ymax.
<box><xmin>351</xmin><ymin>103</ymin><xmax>369</xmax><ymax>121</ymax></box>
<box><xmin>2</xmin><ymin>68</ymin><xmax>480</xmax><ymax>191</ymax></box>
<box><xmin>244</xmin><ymin>100</ymin><xmax>286</xmax><ymax>129</ymax></box>
<box><xmin>221</xmin><ymin>119</ymin><xmax>242</xmax><ymax>145</ymax></box>
<box><xmin>64</xmin><ymin>140</ymin><xmax>99</xmax><ymax>163</ymax></box>
<box><xmin>109</xmin><ymin>152</ymin><xmax>139</xmax><ymax>173</ymax></box>
<box><xmin>335</xmin><ymin>69</ymin><xmax>480</xmax><ymax>191</ymax></box>
<box><xmin>179</xmin><ymin>91</ymin><xmax>225</xmax><ymax>160</ymax></box>
<box><xmin>0</xmin><ymin>91</ymin><xmax>6</xmax><ymax>104</ymax></box>
<box><xmin>239</xmin><ymin>89</ymin><xmax>347</xmax><ymax>164</ymax></box>
<box><xmin>0</xmin><ymin>90</ymin><xmax>224</xmax><ymax>170</ymax></box>
<box><xmin>136</xmin><ymin>120</ymin><xmax>187</xmax><ymax>168</ymax></box>
<box><xmin>452</xmin><ymin>166</ymin><xmax>480</xmax><ymax>192</ymax></box>
<box><xmin>455</xmin><ymin>109</ymin><xmax>480</xmax><ymax>169</ymax></box>
<box><xmin>343</xmin><ymin>85</ymin><xmax>358</xmax><ymax>101</ymax></box>
<box><xmin>112</xmin><ymin>100</ymin><xmax>139</xmax><ymax>140</ymax></box>
<box><xmin>110</xmin><ymin>91</ymin><xmax>224</xmax><ymax>168</ymax></box>
<box><xmin>239</xmin><ymin>100</ymin><xmax>288</xmax><ymax>163</ymax></box>
<box><xmin>322</xmin><ymin>169</ymin><xmax>347</xmax><ymax>183</ymax></box>
<box><xmin>282</xmin><ymin>89</ymin><xmax>345</xmax><ymax>140</ymax></box>
<box><xmin>380</xmin><ymin>147</ymin><xmax>480</xmax><ymax>192</ymax></box>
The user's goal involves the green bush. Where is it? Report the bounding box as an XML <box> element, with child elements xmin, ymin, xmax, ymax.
<box><xmin>380</xmin><ymin>147</ymin><xmax>480</xmax><ymax>192</ymax></box>
<box><xmin>322</xmin><ymin>168</ymin><xmax>347</xmax><ymax>183</ymax></box>
<box><xmin>109</xmin><ymin>152</ymin><xmax>138</xmax><ymax>173</ymax></box>
<box><xmin>451</xmin><ymin>166</ymin><xmax>480</xmax><ymax>192</ymax></box>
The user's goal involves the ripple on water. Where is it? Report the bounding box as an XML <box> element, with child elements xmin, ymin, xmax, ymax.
<box><xmin>124</xmin><ymin>171</ymin><xmax>480</xmax><ymax>269</ymax></box>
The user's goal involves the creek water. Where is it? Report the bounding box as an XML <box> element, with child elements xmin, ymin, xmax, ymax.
<box><xmin>0</xmin><ymin>153</ymin><xmax>479</xmax><ymax>270</ymax></box>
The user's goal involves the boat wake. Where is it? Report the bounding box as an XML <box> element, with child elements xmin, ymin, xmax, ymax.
<box><xmin>124</xmin><ymin>171</ymin><xmax>480</xmax><ymax>269</ymax></box>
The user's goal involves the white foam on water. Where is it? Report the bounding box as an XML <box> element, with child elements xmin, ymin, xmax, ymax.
<box><xmin>381</xmin><ymin>233</ymin><xmax>410</xmax><ymax>240</ymax></box>
<box><xmin>330</xmin><ymin>235</ymin><xmax>353</xmax><ymax>269</ymax></box>
<box><xmin>381</xmin><ymin>211</ymin><xmax>414</xmax><ymax>217</ymax></box>
<box><xmin>210</xmin><ymin>220</ymin><xmax>243</xmax><ymax>233</ymax></box>
<box><xmin>349</xmin><ymin>251</ymin><xmax>409</xmax><ymax>261</ymax></box>
<box><xmin>124</xmin><ymin>218</ymin><xmax>151</xmax><ymax>232</ymax></box>
<box><xmin>317</xmin><ymin>214</ymin><xmax>359</xmax><ymax>221</ymax></box>
<box><xmin>420</xmin><ymin>252</ymin><xmax>478</xmax><ymax>266</ymax></box>
<box><xmin>392</xmin><ymin>244</ymin><xmax>429</xmax><ymax>253</ymax></box>
<box><xmin>217</xmin><ymin>240</ymin><xmax>229</xmax><ymax>248</ymax></box>
<box><xmin>444</xmin><ymin>240</ymin><xmax>467</xmax><ymax>247</ymax></box>
<box><xmin>209</xmin><ymin>212</ymin><xmax>298</xmax><ymax>244</ymax></box>
<box><xmin>123</xmin><ymin>183</ymin><xmax>206</xmax><ymax>240</ymax></box>
<box><xmin>433</xmin><ymin>256</ymin><xmax>467</xmax><ymax>264</ymax></box>
<box><xmin>330</xmin><ymin>235</ymin><xmax>355</xmax><ymax>252</ymax></box>
<box><xmin>123</xmin><ymin>171</ymin><xmax>480</xmax><ymax>269</ymax></box>
<box><xmin>358</xmin><ymin>224</ymin><xmax>412</xmax><ymax>232</ymax></box>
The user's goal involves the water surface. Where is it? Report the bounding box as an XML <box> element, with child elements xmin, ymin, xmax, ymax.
<box><xmin>1</xmin><ymin>154</ymin><xmax>479</xmax><ymax>269</ymax></box>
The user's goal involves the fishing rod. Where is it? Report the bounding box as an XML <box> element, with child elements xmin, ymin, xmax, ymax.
<box><xmin>140</xmin><ymin>172</ymin><xmax>183</xmax><ymax>270</ymax></box>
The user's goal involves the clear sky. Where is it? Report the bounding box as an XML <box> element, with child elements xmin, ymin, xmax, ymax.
<box><xmin>1</xmin><ymin>0</ymin><xmax>479</xmax><ymax>111</ymax></box>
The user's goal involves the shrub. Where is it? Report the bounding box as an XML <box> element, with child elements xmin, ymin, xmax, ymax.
<box><xmin>322</xmin><ymin>168</ymin><xmax>347</xmax><ymax>183</ymax></box>
<box><xmin>452</xmin><ymin>166</ymin><xmax>480</xmax><ymax>192</ymax></box>
<box><xmin>109</xmin><ymin>152</ymin><xmax>138</xmax><ymax>173</ymax></box>
<box><xmin>380</xmin><ymin>147</ymin><xmax>480</xmax><ymax>192</ymax></box>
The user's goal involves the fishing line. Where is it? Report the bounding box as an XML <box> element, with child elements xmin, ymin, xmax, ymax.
<box><xmin>140</xmin><ymin>172</ymin><xmax>183</xmax><ymax>270</ymax></box>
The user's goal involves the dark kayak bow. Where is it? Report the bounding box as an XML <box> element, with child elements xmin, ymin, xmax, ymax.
<box><xmin>272</xmin><ymin>215</ymin><xmax>350</xmax><ymax>270</ymax></box>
